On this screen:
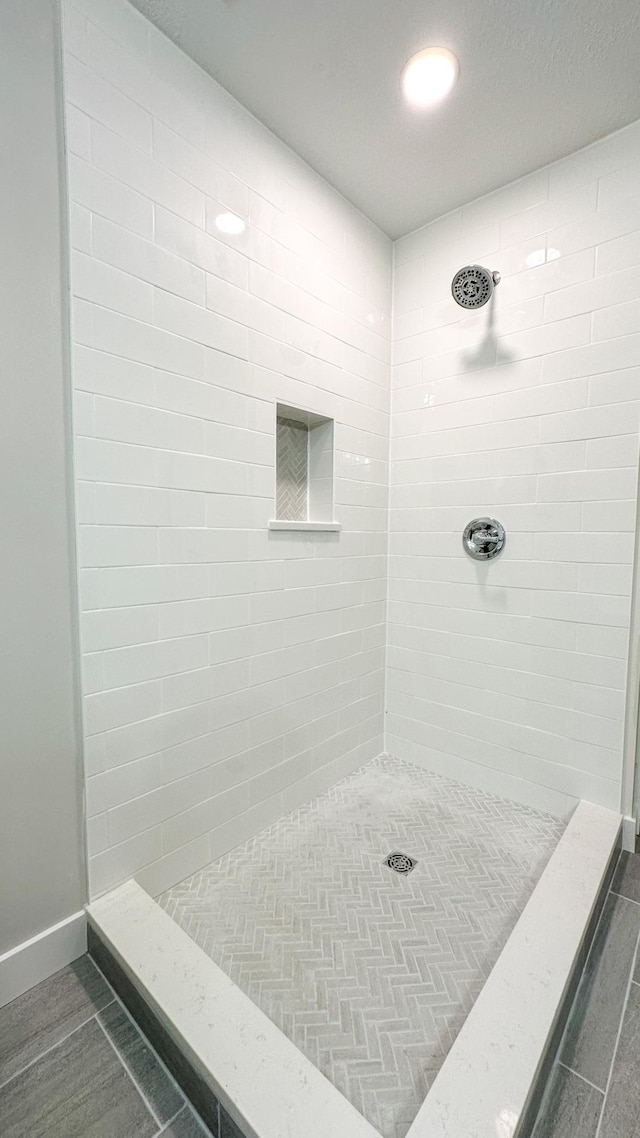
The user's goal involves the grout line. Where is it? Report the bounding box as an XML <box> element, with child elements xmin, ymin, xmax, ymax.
<box><xmin>151</xmin><ymin>1104</ymin><xmax>184</xmax><ymax>1136</ymax></box>
<box><xmin>529</xmin><ymin>878</ymin><xmax>622</xmax><ymax>1134</ymax></box>
<box><xmin>91</xmin><ymin>956</ymin><xmax>215</xmax><ymax>1135</ymax></box>
<box><xmin>96</xmin><ymin>1014</ymin><xmax>165</xmax><ymax>1130</ymax></box>
<box><xmin>557</xmin><ymin>1060</ymin><xmax>605</xmax><ymax>1094</ymax></box>
<box><xmin>594</xmin><ymin>921</ymin><xmax>640</xmax><ymax>1138</ymax></box>
<box><xmin>609</xmin><ymin>888</ymin><xmax>640</xmax><ymax>906</ymax></box>
<box><xmin>153</xmin><ymin>1110</ymin><xmax>183</xmax><ymax>1138</ymax></box>
<box><xmin>154</xmin><ymin>1102</ymin><xmax>215</xmax><ymax>1137</ymax></box>
<box><xmin>0</xmin><ymin>999</ymin><xmax>115</xmax><ymax>1091</ymax></box>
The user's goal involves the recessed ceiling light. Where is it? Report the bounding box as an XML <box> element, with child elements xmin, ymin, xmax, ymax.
<box><xmin>402</xmin><ymin>47</ymin><xmax>459</xmax><ymax>108</ymax></box>
<box><xmin>215</xmin><ymin>212</ymin><xmax>246</xmax><ymax>235</ymax></box>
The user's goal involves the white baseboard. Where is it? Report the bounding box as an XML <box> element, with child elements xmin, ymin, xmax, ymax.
<box><xmin>622</xmin><ymin>814</ymin><xmax>637</xmax><ymax>852</ymax></box>
<box><xmin>0</xmin><ymin>910</ymin><xmax>87</xmax><ymax>1008</ymax></box>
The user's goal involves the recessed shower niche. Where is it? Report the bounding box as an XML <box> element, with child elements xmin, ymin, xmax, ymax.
<box><xmin>270</xmin><ymin>404</ymin><xmax>340</xmax><ymax>532</ymax></box>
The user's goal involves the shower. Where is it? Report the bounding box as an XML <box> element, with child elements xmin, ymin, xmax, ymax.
<box><xmin>451</xmin><ymin>264</ymin><xmax>501</xmax><ymax>308</ymax></box>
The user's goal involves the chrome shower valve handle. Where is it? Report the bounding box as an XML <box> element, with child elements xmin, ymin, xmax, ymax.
<box><xmin>462</xmin><ymin>517</ymin><xmax>505</xmax><ymax>560</ymax></box>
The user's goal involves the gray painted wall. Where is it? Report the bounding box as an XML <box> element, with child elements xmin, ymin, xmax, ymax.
<box><xmin>0</xmin><ymin>0</ymin><xmax>85</xmax><ymax>955</ymax></box>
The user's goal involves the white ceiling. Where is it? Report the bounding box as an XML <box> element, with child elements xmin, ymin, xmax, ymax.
<box><xmin>130</xmin><ymin>0</ymin><xmax>640</xmax><ymax>239</ymax></box>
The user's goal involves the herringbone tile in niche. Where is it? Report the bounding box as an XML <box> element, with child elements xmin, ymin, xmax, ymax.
<box><xmin>276</xmin><ymin>416</ymin><xmax>308</xmax><ymax>520</ymax></box>
<box><xmin>159</xmin><ymin>755</ymin><xmax>564</xmax><ymax>1138</ymax></box>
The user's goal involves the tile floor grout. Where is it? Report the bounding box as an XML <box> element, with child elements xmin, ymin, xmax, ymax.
<box><xmin>532</xmin><ymin>851</ymin><xmax>640</xmax><ymax>1138</ymax></box>
<box><xmin>557</xmin><ymin>1059</ymin><xmax>605</xmax><ymax>1095</ymax></box>
<box><xmin>95</xmin><ymin>1013</ymin><xmax>165</xmax><ymax>1131</ymax></box>
<box><xmin>609</xmin><ymin>888</ymin><xmax>640</xmax><ymax>906</ymax></box>
<box><xmin>0</xmin><ymin>998</ymin><xmax>116</xmax><ymax>1092</ymax></box>
<box><xmin>160</xmin><ymin>754</ymin><xmax>564</xmax><ymax>1138</ymax></box>
<box><xmin>592</xmin><ymin>921</ymin><xmax>640</xmax><ymax>1137</ymax></box>
<box><xmin>90</xmin><ymin>955</ymin><xmax>217</xmax><ymax>1137</ymax></box>
<box><xmin>0</xmin><ymin>954</ymin><xmax>216</xmax><ymax>1138</ymax></box>
<box><xmin>154</xmin><ymin>1105</ymin><xmax>187</xmax><ymax>1136</ymax></box>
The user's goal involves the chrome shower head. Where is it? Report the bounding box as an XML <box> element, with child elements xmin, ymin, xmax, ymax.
<box><xmin>451</xmin><ymin>265</ymin><xmax>501</xmax><ymax>309</ymax></box>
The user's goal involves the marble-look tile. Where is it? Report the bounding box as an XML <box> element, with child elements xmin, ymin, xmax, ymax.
<box><xmin>0</xmin><ymin>955</ymin><xmax>113</xmax><ymax>1086</ymax></box>
<box><xmin>99</xmin><ymin>999</ymin><xmax>183</xmax><ymax>1124</ymax></box>
<box><xmin>160</xmin><ymin>755</ymin><xmax>564</xmax><ymax>1138</ymax></box>
<box><xmin>560</xmin><ymin>892</ymin><xmax>640</xmax><ymax>1089</ymax></box>
<box><xmin>406</xmin><ymin>800</ymin><xmax>621</xmax><ymax>1138</ymax></box>
<box><xmin>531</xmin><ymin>1063</ymin><xmax>603</xmax><ymax>1138</ymax></box>
<box><xmin>611</xmin><ymin>851</ymin><xmax>640</xmax><ymax>903</ymax></box>
<box><xmin>162</xmin><ymin>1105</ymin><xmax>214</xmax><ymax>1136</ymax></box>
<box><xmin>88</xmin><ymin>883</ymin><xmax>381</xmax><ymax>1138</ymax></box>
<box><xmin>0</xmin><ymin>1015</ymin><xmax>157</xmax><ymax>1138</ymax></box>
<box><xmin>599</xmin><ymin>981</ymin><xmax>640</xmax><ymax>1137</ymax></box>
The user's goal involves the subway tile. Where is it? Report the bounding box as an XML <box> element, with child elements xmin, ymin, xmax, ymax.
<box><xmin>63</xmin><ymin>5</ymin><xmax>88</xmax><ymax>61</ymax></box>
<box><xmin>92</xmin><ymin>123</ymin><xmax>205</xmax><ymax>227</ymax></box>
<box><xmin>94</xmin><ymin>395</ymin><xmax>206</xmax><ymax>455</ymax></box>
<box><xmin>83</xmin><ymin>305</ymin><xmax>206</xmax><ymax>379</ymax></box>
<box><xmin>87</xmin><ymin>23</ymin><xmax>204</xmax><ymax>147</ymax></box>
<box><xmin>72</xmin><ymin>250</ymin><xmax>154</xmax><ymax>321</ymax></box>
<box><xmin>154</xmin><ymin>121</ymin><xmax>247</xmax><ymax>215</ymax></box>
<box><xmin>596</xmin><ymin>228</ymin><xmax>640</xmax><ymax>276</ymax></box>
<box><xmin>102</xmin><ymin>635</ymin><xmax>209</xmax><ymax>689</ymax></box>
<box><xmin>65</xmin><ymin>54</ymin><xmax>152</xmax><ymax>152</ymax></box>
<box><xmin>71</xmin><ymin>0</ymin><xmax>150</xmax><ymax>60</ymax></box>
<box><xmin>593</xmin><ymin>298</ymin><xmax>640</xmax><ymax>341</ymax></box>
<box><xmin>102</xmin><ymin>704</ymin><xmax>211</xmax><ymax>770</ymax></box>
<box><xmin>539</xmin><ymin>401</ymin><xmax>640</xmax><ymax>443</ymax></box>
<box><xmin>548</xmin><ymin>122</ymin><xmax>640</xmax><ymax>197</ymax></box>
<box><xmin>155</xmin><ymin>289</ymin><xmax>248</xmax><ymax>361</ymax></box>
<box><xmin>82</xmin><ymin>605</ymin><xmax>159</xmax><ymax>652</ymax></box>
<box><xmin>68</xmin><ymin>155</ymin><xmax>153</xmax><ymax>238</ymax></box>
<box><xmin>87</xmin><ymin>753</ymin><xmax>163</xmax><ymax>815</ymax></box>
<box><xmin>548</xmin><ymin>194</ymin><xmax>640</xmax><ymax>256</ymax></box>
<box><xmin>545</xmin><ymin>264</ymin><xmax>640</xmax><ymax>323</ymax></box>
<box><xmin>155</xmin><ymin>206</ymin><xmax>249</xmax><ymax>290</ymax></box>
<box><xmin>500</xmin><ymin>180</ymin><xmax>597</xmax><ymax>248</ymax></box>
<box><xmin>64</xmin><ymin>0</ymin><xmax>640</xmax><ymax>901</ymax></box>
<box><xmin>66</xmin><ymin>104</ymin><xmax>91</xmax><ymax>160</ymax></box>
<box><xmin>92</xmin><ymin>216</ymin><xmax>205</xmax><ymax>304</ymax></box>
<box><xmin>85</xmin><ymin>679</ymin><xmax>162</xmax><ymax>734</ymax></box>
<box><xmin>88</xmin><ymin>825</ymin><xmax>164</xmax><ymax>896</ymax></box>
<box><xmin>78</xmin><ymin>525</ymin><xmax>158</xmax><ymax>568</ymax></box>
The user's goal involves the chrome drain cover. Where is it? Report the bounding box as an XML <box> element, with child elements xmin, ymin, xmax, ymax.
<box><xmin>383</xmin><ymin>851</ymin><xmax>417</xmax><ymax>875</ymax></box>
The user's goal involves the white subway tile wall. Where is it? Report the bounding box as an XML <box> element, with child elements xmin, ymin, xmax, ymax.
<box><xmin>63</xmin><ymin>0</ymin><xmax>640</xmax><ymax>896</ymax></box>
<box><xmin>389</xmin><ymin>120</ymin><xmax>640</xmax><ymax>817</ymax></box>
<box><xmin>62</xmin><ymin>0</ymin><xmax>391</xmax><ymax>897</ymax></box>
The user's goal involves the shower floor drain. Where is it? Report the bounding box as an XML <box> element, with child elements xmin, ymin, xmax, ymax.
<box><xmin>383</xmin><ymin>851</ymin><xmax>417</xmax><ymax>875</ymax></box>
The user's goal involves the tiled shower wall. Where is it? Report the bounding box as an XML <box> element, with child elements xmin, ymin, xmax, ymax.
<box><xmin>63</xmin><ymin>0</ymin><xmax>391</xmax><ymax>896</ymax></box>
<box><xmin>388</xmin><ymin>121</ymin><xmax>640</xmax><ymax>817</ymax></box>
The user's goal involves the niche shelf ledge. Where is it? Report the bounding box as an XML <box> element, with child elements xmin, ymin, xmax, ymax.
<box><xmin>268</xmin><ymin>520</ymin><xmax>341</xmax><ymax>532</ymax></box>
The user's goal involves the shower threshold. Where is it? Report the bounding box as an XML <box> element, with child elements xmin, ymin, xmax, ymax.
<box><xmin>87</xmin><ymin>763</ymin><xmax>620</xmax><ymax>1138</ymax></box>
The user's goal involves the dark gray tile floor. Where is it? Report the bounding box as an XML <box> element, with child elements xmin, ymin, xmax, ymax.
<box><xmin>533</xmin><ymin>850</ymin><xmax>640</xmax><ymax>1138</ymax></box>
<box><xmin>0</xmin><ymin>955</ymin><xmax>214</xmax><ymax>1138</ymax></box>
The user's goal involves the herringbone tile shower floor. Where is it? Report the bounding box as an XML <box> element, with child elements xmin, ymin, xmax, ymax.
<box><xmin>159</xmin><ymin>756</ymin><xmax>565</xmax><ymax>1138</ymax></box>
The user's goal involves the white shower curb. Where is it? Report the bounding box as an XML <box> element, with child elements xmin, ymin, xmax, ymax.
<box><xmin>87</xmin><ymin>799</ymin><xmax>621</xmax><ymax>1138</ymax></box>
